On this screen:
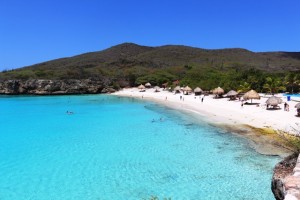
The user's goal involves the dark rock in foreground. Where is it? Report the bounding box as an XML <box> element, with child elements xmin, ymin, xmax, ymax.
<box><xmin>272</xmin><ymin>153</ymin><xmax>300</xmax><ymax>200</ymax></box>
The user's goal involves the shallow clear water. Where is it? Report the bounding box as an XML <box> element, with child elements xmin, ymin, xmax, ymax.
<box><xmin>0</xmin><ymin>95</ymin><xmax>279</xmax><ymax>200</ymax></box>
<box><xmin>283</xmin><ymin>93</ymin><xmax>300</xmax><ymax>97</ymax></box>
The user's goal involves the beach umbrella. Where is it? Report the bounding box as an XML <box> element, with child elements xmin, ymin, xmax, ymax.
<box><xmin>137</xmin><ymin>84</ymin><xmax>145</xmax><ymax>90</ymax></box>
<box><xmin>295</xmin><ymin>103</ymin><xmax>300</xmax><ymax>109</ymax></box>
<box><xmin>145</xmin><ymin>82</ymin><xmax>151</xmax><ymax>88</ymax></box>
<box><xmin>266</xmin><ymin>96</ymin><xmax>283</xmax><ymax>106</ymax></box>
<box><xmin>174</xmin><ymin>86</ymin><xmax>181</xmax><ymax>93</ymax></box>
<box><xmin>154</xmin><ymin>86</ymin><xmax>160</xmax><ymax>92</ymax></box>
<box><xmin>226</xmin><ymin>90</ymin><xmax>238</xmax><ymax>100</ymax></box>
<box><xmin>295</xmin><ymin>103</ymin><xmax>300</xmax><ymax>116</ymax></box>
<box><xmin>226</xmin><ymin>90</ymin><xmax>238</xmax><ymax>97</ymax></box>
<box><xmin>243</xmin><ymin>89</ymin><xmax>260</xmax><ymax>103</ymax></box>
<box><xmin>184</xmin><ymin>86</ymin><xmax>192</xmax><ymax>92</ymax></box>
<box><xmin>194</xmin><ymin>87</ymin><xmax>203</xmax><ymax>93</ymax></box>
<box><xmin>194</xmin><ymin>87</ymin><xmax>203</xmax><ymax>96</ymax></box>
<box><xmin>183</xmin><ymin>86</ymin><xmax>192</xmax><ymax>95</ymax></box>
<box><xmin>212</xmin><ymin>87</ymin><xmax>224</xmax><ymax>95</ymax></box>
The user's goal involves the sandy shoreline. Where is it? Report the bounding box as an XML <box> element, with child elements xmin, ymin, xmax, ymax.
<box><xmin>112</xmin><ymin>88</ymin><xmax>299</xmax><ymax>157</ymax></box>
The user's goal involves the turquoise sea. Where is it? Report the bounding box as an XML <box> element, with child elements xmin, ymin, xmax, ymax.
<box><xmin>0</xmin><ymin>95</ymin><xmax>280</xmax><ymax>200</ymax></box>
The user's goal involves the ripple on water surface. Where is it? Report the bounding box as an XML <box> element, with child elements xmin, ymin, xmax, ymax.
<box><xmin>0</xmin><ymin>95</ymin><xmax>280</xmax><ymax>200</ymax></box>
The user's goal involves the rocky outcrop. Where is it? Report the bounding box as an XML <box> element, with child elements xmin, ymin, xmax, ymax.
<box><xmin>0</xmin><ymin>79</ymin><xmax>118</xmax><ymax>95</ymax></box>
<box><xmin>272</xmin><ymin>153</ymin><xmax>300</xmax><ymax>200</ymax></box>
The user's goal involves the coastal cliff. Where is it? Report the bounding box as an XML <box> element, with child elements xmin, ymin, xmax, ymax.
<box><xmin>0</xmin><ymin>79</ymin><xmax>117</xmax><ymax>95</ymax></box>
<box><xmin>272</xmin><ymin>153</ymin><xmax>300</xmax><ymax>200</ymax></box>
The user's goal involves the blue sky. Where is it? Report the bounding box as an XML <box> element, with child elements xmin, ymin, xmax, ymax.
<box><xmin>0</xmin><ymin>0</ymin><xmax>299</xmax><ymax>70</ymax></box>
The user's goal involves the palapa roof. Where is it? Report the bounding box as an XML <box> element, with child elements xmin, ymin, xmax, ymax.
<box><xmin>184</xmin><ymin>86</ymin><xmax>192</xmax><ymax>92</ymax></box>
<box><xmin>295</xmin><ymin>103</ymin><xmax>300</xmax><ymax>109</ymax></box>
<box><xmin>174</xmin><ymin>86</ymin><xmax>181</xmax><ymax>91</ymax></box>
<box><xmin>213</xmin><ymin>87</ymin><xmax>224</xmax><ymax>95</ymax></box>
<box><xmin>145</xmin><ymin>82</ymin><xmax>151</xmax><ymax>87</ymax></box>
<box><xmin>266</xmin><ymin>96</ymin><xmax>283</xmax><ymax>106</ymax></box>
<box><xmin>154</xmin><ymin>86</ymin><xmax>160</xmax><ymax>92</ymax></box>
<box><xmin>243</xmin><ymin>90</ymin><xmax>260</xmax><ymax>100</ymax></box>
<box><xmin>137</xmin><ymin>84</ymin><xmax>145</xmax><ymax>89</ymax></box>
<box><xmin>226</xmin><ymin>90</ymin><xmax>238</xmax><ymax>96</ymax></box>
<box><xmin>194</xmin><ymin>87</ymin><xmax>203</xmax><ymax>93</ymax></box>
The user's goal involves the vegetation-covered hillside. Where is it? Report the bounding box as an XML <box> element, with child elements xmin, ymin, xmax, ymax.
<box><xmin>1</xmin><ymin>43</ymin><xmax>300</xmax><ymax>92</ymax></box>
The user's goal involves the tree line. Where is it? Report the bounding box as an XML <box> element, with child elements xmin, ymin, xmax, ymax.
<box><xmin>1</xmin><ymin>64</ymin><xmax>300</xmax><ymax>94</ymax></box>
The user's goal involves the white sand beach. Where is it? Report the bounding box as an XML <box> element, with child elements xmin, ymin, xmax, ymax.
<box><xmin>113</xmin><ymin>88</ymin><xmax>300</xmax><ymax>135</ymax></box>
<box><xmin>112</xmin><ymin>87</ymin><xmax>300</xmax><ymax>157</ymax></box>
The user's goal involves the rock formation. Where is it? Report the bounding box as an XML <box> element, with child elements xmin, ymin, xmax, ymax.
<box><xmin>272</xmin><ymin>153</ymin><xmax>300</xmax><ymax>200</ymax></box>
<box><xmin>0</xmin><ymin>79</ymin><xmax>117</xmax><ymax>95</ymax></box>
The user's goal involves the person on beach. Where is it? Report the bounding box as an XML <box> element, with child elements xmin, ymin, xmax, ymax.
<box><xmin>180</xmin><ymin>96</ymin><xmax>182</xmax><ymax>100</ymax></box>
<box><xmin>284</xmin><ymin>102</ymin><xmax>289</xmax><ymax>111</ymax></box>
<box><xmin>201</xmin><ymin>96</ymin><xmax>204</xmax><ymax>103</ymax></box>
<box><xmin>284</xmin><ymin>102</ymin><xmax>287</xmax><ymax>110</ymax></box>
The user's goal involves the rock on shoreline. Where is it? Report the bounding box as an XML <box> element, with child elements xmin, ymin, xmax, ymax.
<box><xmin>0</xmin><ymin>79</ymin><xmax>117</xmax><ymax>95</ymax></box>
<box><xmin>272</xmin><ymin>153</ymin><xmax>300</xmax><ymax>200</ymax></box>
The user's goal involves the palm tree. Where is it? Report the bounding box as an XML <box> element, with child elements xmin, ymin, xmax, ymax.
<box><xmin>238</xmin><ymin>82</ymin><xmax>251</xmax><ymax>93</ymax></box>
<box><xmin>263</xmin><ymin>77</ymin><xmax>285</xmax><ymax>94</ymax></box>
<box><xmin>284</xmin><ymin>73</ymin><xmax>300</xmax><ymax>93</ymax></box>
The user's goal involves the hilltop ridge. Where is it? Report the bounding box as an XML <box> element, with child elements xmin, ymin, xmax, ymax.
<box><xmin>1</xmin><ymin>43</ymin><xmax>300</xmax><ymax>92</ymax></box>
<box><xmin>4</xmin><ymin>42</ymin><xmax>300</xmax><ymax>73</ymax></box>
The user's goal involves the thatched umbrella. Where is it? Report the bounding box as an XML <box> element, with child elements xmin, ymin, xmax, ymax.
<box><xmin>184</xmin><ymin>86</ymin><xmax>192</xmax><ymax>92</ymax></box>
<box><xmin>145</xmin><ymin>82</ymin><xmax>151</xmax><ymax>88</ymax></box>
<box><xmin>212</xmin><ymin>87</ymin><xmax>224</xmax><ymax>98</ymax></box>
<box><xmin>295</xmin><ymin>103</ymin><xmax>300</xmax><ymax>109</ymax></box>
<box><xmin>266</xmin><ymin>96</ymin><xmax>282</xmax><ymax>106</ymax></box>
<box><xmin>243</xmin><ymin>89</ymin><xmax>260</xmax><ymax>103</ymax></box>
<box><xmin>183</xmin><ymin>86</ymin><xmax>192</xmax><ymax>95</ymax></box>
<box><xmin>213</xmin><ymin>87</ymin><xmax>224</xmax><ymax>95</ymax></box>
<box><xmin>226</xmin><ymin>90</ymin><xmax>238</xmax><ymax>100</ymax></box>
<box><xmin>194</xmin><ymin>87</ymin><xmax>203</xmax><ymax>96</ymax></box>
<box><xmin>194</xmin><ymin>87</ymin><xmax>203</xmax><ymax>93</ymax></box>
<box><xmin>226</xmin><ymin>90</ymin><xmax>238</xmax><ymax>97</ymax></box>
<box><xmin>137</xmin><ymin>84</ymin><xmax>145</xmax><ymax>90</ymax></box>
<box><xmin>294</xmin><ymin>103</ymin><xmax>300</xmax><ymax>116</ymax></box>
<box><xmin>154</xmin><ymin>86</ymin><xmax>160</xmax><ymax>92</ymax></box>
<box><xmin>174</xmin><ymin>86</ymin><xmax>181</xmax><ymax>93</ymax></box>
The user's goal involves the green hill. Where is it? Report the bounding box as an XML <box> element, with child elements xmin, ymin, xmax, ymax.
<box><xmin>1</xmin><ymin>43</ymin><xmax>300</xmax><ymax>91</ymax></box>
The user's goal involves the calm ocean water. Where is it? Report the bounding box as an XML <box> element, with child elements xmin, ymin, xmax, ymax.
<box><xmin>0</xmin><ymin>95</ymin><xmax>279</xmax><ymax>200</ymax></box>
